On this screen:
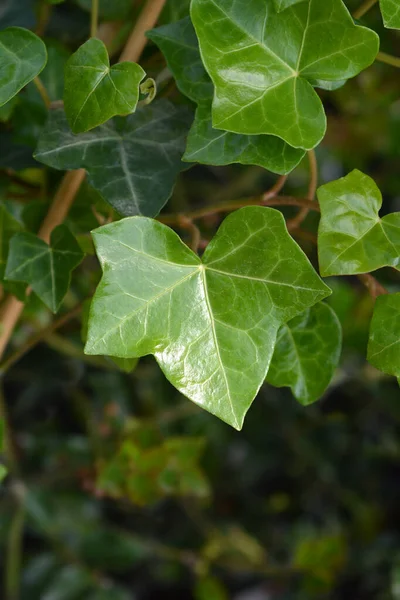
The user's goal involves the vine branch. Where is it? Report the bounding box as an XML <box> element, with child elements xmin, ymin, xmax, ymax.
<box><xmin>376</xmin><ymin>51</ymin><xmax>400</xmax><ymax>69</ymax></box>
<box><xmin>353</xmin><ymin>0</ymin><xmax>379</xmax><ymax>19</ymax></box>
<box><xmin>287</xmin><ymin>149</ymin><xmax>318</xmax><ymax>232</ymax></box>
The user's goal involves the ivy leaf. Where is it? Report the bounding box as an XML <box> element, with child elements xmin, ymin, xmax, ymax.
<box><xmin>191</xmin><ymin>0</ymin><xmax>379</xmax><ymax>150</ymax></box>
<box><xmin>274</xmin><ymin>0</ymin><xmax>307</xmax><ymax>10</ymax></box>
<box><xmin>5</xmin><ymin>225</ymin><xmax>84</xmax><ymax>313</ymax></box>
<box><xmin>0</xmin><ymin>27</ymin><xmax>47</xmax><ymax>107</ymax></box>
<box><xmin>318</xmin><ymin>170</ymin><xmax>400</xmax><ymax>277</ymax></box>
<box><xmin>85</xmin><ymin>207</ymin><xmax>330</xmax><ymax>429</ymax></box>
<box><xmin>34</xmin><ymin>103</ymin><xmax>193</xmax><ymax>217</ymax></box>
<box><xmin>148</xmin><ymin>18</ymin><xmax>305</xmax><ymax>174</ymax></box>
<box><xmin>64</xmin><ymin>38</ymin><xmax>146</xmax><ymax>134</ymax></box>
<box><xmin>266</xmin><ymin>302</ymin><xmax>342</xmax><ymax>405</ymax></box>
<box><xmin>380</xmin><ymin>0</ymin><xmax>400</xmax><ymax>29</ymax></box>
<box><xmin>367</xmin><ymin>293</ymin><xmax>400</xmax><ymax>378</ymax></box>
<box><xmin>0</xmin><ymin>203</ymin><xmax>23</xmax><ymax>280</ymax></box>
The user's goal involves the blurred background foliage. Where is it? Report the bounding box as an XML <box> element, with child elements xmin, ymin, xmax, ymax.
<box><xmin>0</xmin><ymin>0</ymin><xmax>400</xmax><ymax>598</ymax></box>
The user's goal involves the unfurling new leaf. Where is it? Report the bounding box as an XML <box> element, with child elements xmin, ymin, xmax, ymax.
<box><xmin>85</xmin><ymin>207</ymin><xmax>330</xmax><ymax>429</ymax></box>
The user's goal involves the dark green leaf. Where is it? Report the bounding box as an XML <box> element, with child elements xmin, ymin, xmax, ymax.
<box><xmin>368</xmin><ymin>293</ymin><xmax>400</xmax><ymax>378</ymax></box>
<box><xmin>148</xmin><ymin>18</ymin><xmax>305</xmax><ymax>174</ymax></box>
<box><xmin>64</xmin><ymin>38</ymin><xmax>145</xmax><ymax>133</ymax></box>
<box><xmin>266</xmin><ymin>302</ymin><xmax>342</xmax><ymax>405</ymax></box>
<box><xmin>34</xmin><ymin>103</ymin><xmax>193</xmax><ymax>217</ymax></box>
<box><xmin>0</xmin><ymin>0</ymin><xmax>36</xmax><ymax>30</ymax></box>
<box><xmin>318</xmin><ymin>170</ymin><xmax>400</xmax><ymax>276</ymax></box>
<box><xmin>191</xmin><ymin>0</ymin><xmax>379</xmax><ymax>150</ymax></box>
<box><xmin>85</xmin><ymin>207</ymin><xmax>330</xmax><ymax>429</ymax></box>
<box><xmin>0</xmin><ymin>27</ymin><xmax>47</xmax><ymax>107</ymax></box>
<box><xmin>5</xmin><ymin>225</ymin><xmax>84</xmax><ymax>313</ymax></box>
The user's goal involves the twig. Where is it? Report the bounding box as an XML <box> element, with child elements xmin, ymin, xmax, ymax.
<box><xmin>177</xmin><ymin>216</ymin><xmax>201</xmax><ymax>253</ymax></box>
<box><xmin>0</xmin><ymin>0</ymin><xmax>165</xmax><ymax>361</ymax></box>
<box><xmin>357</xmin><ymin>273</ymin><xmax>389</xmax><ymax>299</ymax></box>
<box><xmin>353</xmin><ymin>0</ymin><xmax>378</xmax><ymax>19</ymax></box>
<box><xmin>287</xmin><ymin>149</ymin><xmax>318</xmax><ymax>232</ymax></box>
<box><xmin>33</xmin><ymin>77</ymin><xmax>51</xmax><ymax>109</ymax></box>
<box><xmin>262</xmin><ymin>175</ymin><xmax>287</xmax><ymax>201</ymax></box>
<box><xmin>376</xmin><ymin>52</ymin><xmax>400</xmax><ymax>69</ymax></box>
<box><xmin>91</xmin><ymin>0</ymin><xmax>99</xmax><ymax>38</ymax></box>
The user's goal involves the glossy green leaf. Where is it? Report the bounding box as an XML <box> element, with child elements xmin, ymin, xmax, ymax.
<box><xmin>380</xmin><ymin>0</ymin><xmax>400</xmax><ymax>29</ymax></box>
<box><xmin>64</xmin><ymin>38</ymin><xmax>145</xmax><ymax>134</ymax></box>
<box><xmin>190</xmin><ymin>0</ymin><xmax>379</xmax><ymax>150</ymax></box>
<box><xmin>5</xmin><ymin>225</ymin><xmax>84</xmax><ymax>313</ymax></box>
<box><xmin>318</xmin><ymin>170</ymin><xmax>400</xmax><ymax>276</ymax></box>
<box><xmin>266</xmin><ymin>302</ymin><xmax>342</xmax><ymax>405</ymax></box>
<box><xmin>0</xmin><ymin>27</ymin><xmax>47</xmax><ymax>107</ymax></box>
<box><xmin>148</xmin><ymin>18</ymin><xmax>305</xmax><ymax>173</ymax></box>
<box><xmin>34</xmin><ymin>103</ymin><xmax>193</xmax><ymax>217</ymax></box>
<box><xmin>0</xmin><ymin>203</ymin><xmax>23</xmax><ymax>280</ymax></box>
<box><xmin>85</xmin><ymin>207</ymin><xmax>330</xmax><ymax>429</ymax></box>
<box><xmin>274</xmin><ymin>0</ymin><xmax>307</xmax><ymax>10</ymax></box>
<box><xmin>367</xmin><ymin>293</ymin><xmax>400</xmax><ymax>378</ymax></box>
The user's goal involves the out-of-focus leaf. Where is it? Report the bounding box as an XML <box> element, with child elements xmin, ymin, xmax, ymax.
<box><xmin>0</xmin><ymin>96</ymin><xmax>17</xmax><ymax>122</ymax></box>
<box><xmin>0</xmin><ymin>0</ymin><xmax>36</xmax><ymax>29</ymax></box>
<box><xmin>5</xmin><ymin>225</ymin><xmax>84</xmax><ymax>313</ymax></box>
<box><xmin>41</xmin><ymin>565</ymin><xmax>94</xmax><ymax>600</ymax></box>
<box><xmin>318</xmin><ymin>170</ymin><xmax>400</xmax><ymax>276</ymax></box>
<box><xmin>0</xmin><ymin>132</ymin><xmax>39</xmax><ymax>170</ymax></box>
<box><xmin>35</xmin><ymin>103</ymin><xmax>193</xmax><ymax>217</ymax></box>
<box><xmin>294</xmin><ymin>531</ymin><xmax>347</xmax><ymax>592</ymax></box>
<box><xmin>194</xmin><ymin>576</ymin><xmax>228</xmax><ymax>600</ymax></box>
<box><xmin>64</xmin><ymin>38</ymin><xmax>145</xmax><ymax>133</ymax></box>
<box><xmin>0</xmin><ymin>202</ymin><xmax>23</xmax><ymax>280</ymax></box>
<box><xmin>0</xmin><ymin>27</ymin><xmax>47</xmax><ymax>107</ymax></box>
<box><xmin>266</xmin><ymin>303</ymin><xmax>342</xmax><ymax>405</ymax></box>
<box><xmin>368</xmin><ymin>293</ymin><xmax>400</xmax><ymax>378</ymax></box>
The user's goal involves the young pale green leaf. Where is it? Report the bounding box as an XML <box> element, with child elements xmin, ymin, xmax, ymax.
<box><xmin>5</xmin><ymin>225</ymin><xmax>84</xmax><ymax>313</ymax></box>
<box><xmin>380</xmin><ymin>0</ymin><xmax>400</xmax><ymax>29</ymax></box>
<box><xmin>318</xmin><ymin>170</ymin><xmax>400</xmax><ymax>277</ymax></box>
<box><xmin>0</xmin><ymin>27</ymin><xmax>47</xmax><ymax>107</ymax></box>
<box><xmin>266</xmin><ymin>302</ymin><xmax>342</xmax><ymax>405</ymax></box>
<box><xmin>368</xmin><ymin>293</ymin><xmax>400</xmax><ymax>378</ymax></box>
<box><xmin>191</xmin><ymin>0</ymin><xmax>379</xmax><ymax>150</ymax></box>
<box><xmin>0</xmin><ymin>203</ymin><xmax>23</xmax><ymax>280</ymax></box>
<box><xmin>34</xmin><ymin>103</ymin><xmax>193</xmax><ymax>217</ymax></box>
<box><xmin>85</xmin><ymin>207</ymin><xmax>331</xmax><ymax>429</ymax></box>
<box><xmin>64</xmin><ymin>38</ymin><xmax>145</xmax><ymax>134</ymax></box>
<box><xmin>147</xmin><ymin>18</ymin><xmax>305</xmax><ymax>174</ymax></box>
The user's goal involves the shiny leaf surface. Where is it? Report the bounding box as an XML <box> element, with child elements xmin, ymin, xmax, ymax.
<box><xmin>191</xmin><ymin>0</ymin><xmax>379</xmax><ymax>149</ymax></box>
<box><xmin>368</xmin><ymin>293</ymin><xmax>400</xmax><ymax>378</ymax></box>
<box><xmin>85</xmin><ymin>207</ymin><xmax>330</xmax><ymax>429</ymax></box>
<box><xmin>35</xmin><ymin>103</ymin><xmax>192</xmax><ymax>217</ymax></box>
<box><xmin>266</xmin><ymin>302</ymin><xmax>342</xmax><ymax>405</ymax></box>
<box><xmin>318</xmin><ymin>170</ymin><xmax>400</xmax><ymax>276</ymax></box>
<box><xmin>0</xmin><ymin>27</ymin><xmax>47</xmax><ymax>107</ymax></box>
<box><xmin>148</xmin><ymin>18</ymin><xmax>305</xmax><ymax>173</ymax></box>
<box><xmin>64</xmin><ymin>38</ymin><xmax>145</xmax><ymax>134</ymax></box>
<box><xmin>5</xmin><ymin>225</ymin><xmax>84</xmax><ymax>312</ymax></box>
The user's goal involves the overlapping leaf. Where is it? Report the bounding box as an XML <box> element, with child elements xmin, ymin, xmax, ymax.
<box><xmin>191</xmin><ymin>0</ymin><xmax>379</xmax><ymax>150</ymax></box>
<box><xmin>34</xmin><ymin>102</ymin><xmax>193</xmax><ymax>217</ymax></box>
<box><xmin>85</xmin><ymin>207</ymin><xmax>330</xmax><ymax>429</ymax></box>
<box><xmin>0</xmin><ymin>27</ymin><xmax>47</xmax><ymax>107</ymax></box>
<box><xmin>368</xmin><ymin>293</ymin><xmax>400</xmax><ymax>378</ymax></box>
<box><xmin>380</xmin><ymin>0</ymin><xmax>400</xmax><ymax>29</ymax></box>
<box><xmin>64</xmin><ymin>38</ymin><xmax>145</xmax><ymax>133</ymax></box>
<box><xmin>318</xmin><ymin>170</ymin><xmax>400</xmax><ymax>276</ymax></box>
<box><xmin>266</xmin><ymin>302</ymin><xmax>342</xmax><ymax>405</ymax></box>
<box><xmin>148</xmin><ymin>18</ymin><xmax>305</xmax><ymax>174</ymax></box>
<box><xmin>5</xmin><ymin>225</ymin><xmax>84</xmax><ymax>313</ymax></box>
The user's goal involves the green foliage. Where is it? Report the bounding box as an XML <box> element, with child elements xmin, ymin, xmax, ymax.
<box><xmin>368</xmin><ymin>293</ymin><xmax>400</xmax><ymax>378</ymax></box>
<box><xmin>64</xmin><ymin>38</ymin><xmax>145</xmax><ymax>133</ymax></box>
<box><xmin>85</xmin><ymin>208</ymin><xmax>329</xmax><ymax>429</ymax></box>
<box><xmin>0</xmin><ymin>203</ymin><xmax>22</xmax><ymax>280</ymax></box>
<box><xmin>0</xmin><ymin>27</ymin><xmax>47</xmax><ymax>107</ymax></box>
<box><xmin>5</xmin><ymin>225</ymin><xmax>84</xmax><ymax>312</ymax></box>
<box><xmin>380</xmin><ymin>0</ymin><xmax>400</xmax><ymax>28</ymax></box>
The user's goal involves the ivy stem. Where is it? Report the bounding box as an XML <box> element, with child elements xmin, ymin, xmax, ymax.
<box><xmin>177</xmin><ymin>216</ymin><xmax>201</xmax><ymax>253</ymax></box>
<box><xmin>376</xmin><ymin>51</ymin><xmax>400</xmax><ymax>69</ymax></box>
<box><xmin>91</xmin><ymin>0</ymin><xmax>99</xmax><ymax>38</ymax></box>
<box><xmin>358</xmin><ymin>273</ymin><xmax>389</xmax><ymax>299</ymax></box>
<box><xmin>353</xmin><ymin>0</ymin><xmax>378</xmax><ymax>19</ymax></box>
<box><xmin>33</xmin><ymin>77</ymin><xmax>51</xmax><ymax>109</ymax></box>
<box><xmin>287</xmin><ymin>149</ymin><xmax>318</xmax><ymax>232</ymax></box>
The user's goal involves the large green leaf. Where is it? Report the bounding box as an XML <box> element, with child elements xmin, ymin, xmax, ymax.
<box><xmin>64</xmin><ymin>38</ymin><xmax>145</xmax><ymax>134</ymax></box>
<box><xmin>5</xmin><ymin>225</ymin><xmax>84</xmax><ymax>313</ymax></box>
<box><xmin>367</xmin><ymin>293</ymin><xmax>400</xmax><ymax>378</ymax></box>
<box><xmin>0</xmin><ymin>27</ymin><xmax>47</xmax><ymax>107</ymax></box>
<box><xmin>0</xmin><ymin>203</ymin><xmax>23</xmax><ymax>280</ymax></box>
<box><xmin>34</xmin><ymin>103</ymin><xmax>193</xmax><ymax>217</ymax></box>
<box><xmin>317</xmin><ymin>170</ymin><xmax>400</xmax><ymax>277</ymax></box>
<box><xmin>85</xmin><ymin>207</ymin><xmax>330</xmax><ymax>429</ymax></box>
<box><xmin>274</xmin><ymin>0</ymin><xmax>307</xmax><ymax>10</ymax></box>
<box><xmin>190</xmin><ymin>0</ymin><xmax>379</xmax><ymax>150</ymax></box>
<box><xmin>266</xmin><ymin>302</ymin><xmax>342</xmax><ymax>405</ymax></box>
<box><xmin>148</xmin><ymin>18</ymin><xmax>305</xmax><ymax>174</ymax></box>
<box><xmin>380</xmin><ymin>0</ymin><xmax>400</xmax><ymax>29</ymax></box>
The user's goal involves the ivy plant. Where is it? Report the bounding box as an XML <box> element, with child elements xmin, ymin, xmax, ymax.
<box><xmin>0</xmin><ymin>0</ymin><xmax>399</xmax><ymax>436</ymax></box>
